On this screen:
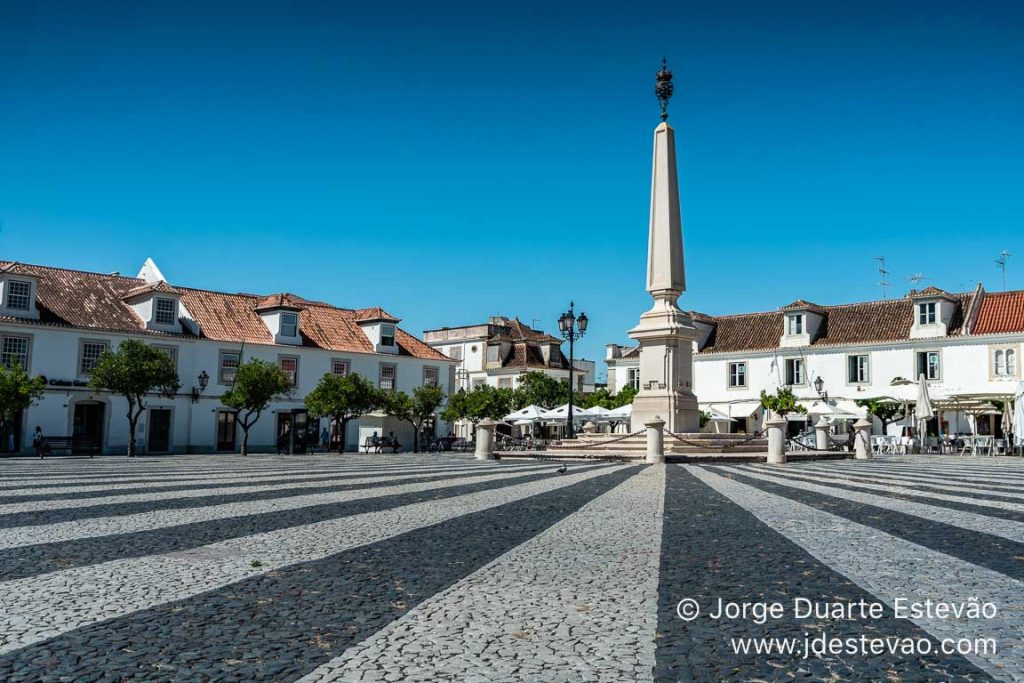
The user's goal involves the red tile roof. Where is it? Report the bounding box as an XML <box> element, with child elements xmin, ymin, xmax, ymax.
<box><xmin>973</xmin><ymin>291</ymin><xmax>1024</xmax><ymax>335</ymax></box>
<box><xmin>695</xmin><ymin>292</ymin><xmax>974</xmax><ymax>354</ymax></box>
<box><xmin>123</xmin><ymin>280</ymin><xmax>182</xmax><ymax>300</ymax></box>
<box><xmin>253</xmin><ymin>293</ymin><xmax>309</xmax><ymax>311</ymax></box>
<box><xmin>354</xmin><ymin>306</ymin><xmax>400</xmax><ymax>323</ymax></box>
<box><xmin>0</xmin><ymin>261</ymin><xmax>448</xmax><ymax>361</ymax></box>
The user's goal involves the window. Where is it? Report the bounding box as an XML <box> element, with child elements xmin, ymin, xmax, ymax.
<box><xmin>577</xmin><ymin>375</ymin><xmax>584</xmax><ymax>392</ymax></box>
<box><xmin>787</xmin><ymin>315</ymin><xmax>803</xmax><ymax>335</ymax></box>
<box><xmin>472</xmin><ymin>378</ymin><xmax>485</xmax><ymax>389</ymax></box>
<box><xmin>847</xmin><ymin>354</ymin><xmax>869</xmax><ymax>384</ymax></box>
<box><xmin>219</xmin><ymin>351</ymin><xmax>240</xmax><ymax>384</ymax></box>
<box><xmin>379</xmin><ymin>363</ymin><xmax>396</xmax><ymax>390</ymax></box>
<box><xmin>994</xmin><ymin>348</ymin><xmax>1017</xmax><ymax>377</ymax></box>
<box><xmin>498</xmin><ymin>377</ymin><xmax>512</xmax><ymax>389</ymax></box>
<box><xmin>280</xmin><ymin>312</ymin><xmax>298</xmax><ymax>338</ymax></box>
<box><xmin>423</xmin><ymin>366</ymin><xmax>439</xmax><ymax>387</ymax></box>
<box><xmin>154</xmin><ymin>345</ymin><xmax>178</xmax><ymax>371</ymax></box>
<box><xmin>1</xmin><ymin>336</ymin><xmax>29</xmax><ymax>369</ymax></box>
<box><xmin>486</xmin><ymin>345</ymin><xmax>500</xmax><ymax>363</ymax></box>
<box><xmin>728</xmin><ymin>362</ymin><xmax>747</xmax><ymax>388</ymax></box>
<box><xmin>79</xmin><ymin>340</ymin><xmax>109</xmax><ymax>376</ymax></box>
<box><xmin>918</xmin><ymin>302</ymin><xmax>937</xmax><ymax>325</ymax></box>
<box><xmin>447</xmin><ymin>346</ymin><xmax>463</xmax><ymax>361</ymax></box>
<box><xmin>279</xmin><ymin>356</ymin><xmax>298</xmax><ymax>386</ymax></box>
<box><xmin>331</xmin><ymin>359</ymin><xmax>350</xmax><ymax>376</ymax></box>
<box><xmin>380</xmin><ymin>324</ymin><xmax>395</xmax><ymax>347</ymax></box>
<box><xmin>154</xmin><ymin>298</ymin><xmax>177</xmax><ymax>325</ymax></box>
<box><xmin>784</xmin><ymin>358</ymin><xmax>804</xmax><ymax>385</ymax></box>
<box><xmin>6</xmin><ymin>280</ymin><xmax>31</xmax><ymax>311</ymax></box>
<box><xmin>916</xmin><ymin>351</ymin><xmax>941</xmax><ymax>380</ymax></box>
<box><xmin>627</xmin><ymin>367</ymin><xmax>640</xmax><ymax>391</ymax></box>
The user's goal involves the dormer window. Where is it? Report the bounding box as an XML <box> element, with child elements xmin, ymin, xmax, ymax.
<box><xmin>380</xmin><ymin>324</ymin><xmax>395</xmax><ymax>347</ymax></box>
<box><xmin>154</xmin><ymin>298</ymin><xmax>177</xmax><ymax>326</ymax></box>
<box><xmin>787</xmin><ymin>315</ymin><xmax>803</xmax><ymax>335</ymax></box>
<box><xmin>918</xmin><ymin>302</ymin><xmax>936</xmax><ymax>325</ymax></box>
<box><xmin>6</xmin><ymin>281</ymin><xmax>31</xmax><ymax>311</ymax></box>
<box><xmin>281</xmin><ymin>312</ymin><xmax>299</xmax><ymax>338</ymax></box>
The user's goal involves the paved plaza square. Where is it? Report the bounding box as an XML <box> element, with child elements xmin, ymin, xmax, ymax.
<box><xmin>0</xmin><ymin>454</ymin><xmax>1020</xmax><ymax>682</ymax></box>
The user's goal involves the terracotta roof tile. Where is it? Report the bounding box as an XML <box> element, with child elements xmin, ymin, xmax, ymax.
<box><xmin>354</xmin><ymin>307</ymin><xmax>400</xmax><ymax>323</ymax></box>
<box><xmin>973</xmin><ymin>291</ymin><xmax>1024</xmax><ymax>335</ymax></box>
<box><xmin>123</xmin><ymin>280</ymin><xmax>181</xmax><ymax>300</ymax></box>
<box><xmin>0</xmin><ymin>260</ymin><xmax>447</xmax><ymax>361</ymax></box>
<box><xmin>254</xmin><ymin>293</ymin><xmax>308</xmax><ymax>311</ymax></box>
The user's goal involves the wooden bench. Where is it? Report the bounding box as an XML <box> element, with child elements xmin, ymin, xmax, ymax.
<box><xmin>40</xmin><ymin>436</ymin><xmax>85</xmax><ymax>457</ymax></box>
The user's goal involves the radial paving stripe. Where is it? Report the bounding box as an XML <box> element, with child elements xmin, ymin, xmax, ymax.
<box><xmin>654</xmin><ymin>466</ymin><xmax>990</xmax><ymax>681</ymax></box>
<box><xmin>717</xmin><ymin>467</ymin><xmax>1024</xmax><ymax>582</ymax></box>
<box><xmin>0</xmin><ymin>458</ymin><xmax>561</xmax><ymax>511</ymax></box>
<box><xmin>786</xmin><ymin>464</ymin><xmax>1024</xmax><ymax>501</ymax></box>
<box><xmin>827</xmin><ymin>462</ymin><xmax>1024</xmax><ymax>485</ymax></box>
<box><xmin>717</xmin><ymin>467</ymin><xmax>1024</xmax><ymax>544</ymax></box>
<box><xmin>726</xmin><ymin>466</ymin><xmax>1024</xmax><ymax>525</ymax></box>
<box><xmin>0</xmin><ymin>467</ymin><xmax>639</xmax><ymax>681</ymax></box>
<box><xmin>0</xmin><ymin>463</ymin><xmax>576</xmax><ymax>527</ymax></box>
<box><xmin>0</xmin><ymin>465</ymin><xmax>632</xmax><ymax>657</ymax></box>
<box><xmin>298</xmin><ymin>465</ymin><xmax>664</xmax><ymax>683</ymax></box>
<box><xmin>0</xmin><ymin>465</ymin><xmax>607</xmax><ymax>580</ymax></box>
<box><xmin>690</xmin><ymin>466</ymin><xmax>1023</xmax><ymax>682</ymax></box>
<box><xmin>799</xmin><ymin>462</ymin><xmax>1024</xmax><ymax>489</ymax></box>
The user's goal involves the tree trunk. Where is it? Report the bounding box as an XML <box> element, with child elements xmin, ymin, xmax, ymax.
<box><xmin>241</xmin><ymin>426</ymin><xmax>250</xmax><ymax>456</ymax></box>
<box><xmin>412</xmin><ymin>421</ymin><xmax>419</xmax><ymax>453</ymax></box>
<box><xmin>126</xmin><ymin>404</ymin><xmax>138</xmax><ymax>458</ymax></box>
<box><xmin>337</xmin><ymin>418</ymin><xmax>348</xmax><ymax>454</ymax></box>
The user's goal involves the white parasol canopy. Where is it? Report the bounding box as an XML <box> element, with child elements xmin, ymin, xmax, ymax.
<box><xmin>1012</xmin><ymin>381</ymin><xmax>1024</xmax><ymax>447</ymax></box>
<box><xmin>915</xmin><ymin>373</ymin><xmax>934</xmax><ymax>437</ymax></box>
<box><xmin>504</xmin><ymin>405</ymin><xmax>548</xmax><ymax>424</ymax></box>
<box><xmin>805</xmin><ymin>402</ymin><xmax>860</xmax><ymax>420</ymax></box>
<box><xmin>606</xmin><ymin>404</ymin><xmax>632</xmax><ymax>420</ymax></box>
<box><xmin>541</xmin><ymin>404</ymin><xmax>595</xmax><ymax>422</ymax></box>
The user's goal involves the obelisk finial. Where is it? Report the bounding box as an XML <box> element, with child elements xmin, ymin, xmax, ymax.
<box><xmin>655</xmin><ymin>57</ymin><xmax>673</xmax><ymax>121</ymax></box>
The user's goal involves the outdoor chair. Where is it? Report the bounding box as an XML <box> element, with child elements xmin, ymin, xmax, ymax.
<box><xmin>975</xmin><ymin>436</ymin><xmax>993</xmax><ymax>456</ymax></box>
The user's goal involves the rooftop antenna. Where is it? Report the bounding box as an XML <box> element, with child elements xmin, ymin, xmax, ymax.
<box><xmin>995</xmin><ymin>250</ymin><xmax>1011</xmax><ymax>290</ymax></box>
<box><xmin>906</xmin><ymin>273</ymin><xmax>925</xmax><ymax>290</ymax></box>
<box><xmin>873</xmin><ymin>256</ymin><xmax>890</xmax><ymax>299</ymax></box>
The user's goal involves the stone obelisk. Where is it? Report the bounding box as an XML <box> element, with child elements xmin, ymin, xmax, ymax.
<box><xmin>629</xmin><ymin>60</ymin><xmax>700</xmax><ymax>434</ymax></box>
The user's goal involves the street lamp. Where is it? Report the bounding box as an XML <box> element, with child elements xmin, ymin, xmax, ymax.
<box><xmin>813</xmin><ymin>376</ymin><xmax>827</xmax><ymax>402</ymax></box>
<box><xmin>191</xmin><ymin>370</ymin><xmax>210</xmax><ymax>403</ymax></box>
<box><xmin>558</xmin><ymin>301</ymin><xmax>588</xmax><ymax>439</ymax></box>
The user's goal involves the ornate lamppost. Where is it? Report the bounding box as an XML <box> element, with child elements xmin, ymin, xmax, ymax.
<box><xmin>558</xmin><ymin>302</ymin><xmax>588</xmax><ymax>439</ymax></box>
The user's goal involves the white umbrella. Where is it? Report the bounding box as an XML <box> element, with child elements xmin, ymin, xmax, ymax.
<box><xmin>805</xmin><ymin>402</ymin><xmax>859</xmax><ymax>420</ymax></box>
<box><xmin>606</xmin><ymin>404</ymin><xmax>632</xmax><ymax>419</ymax></box>
<box><xmin>586</xmin><ymin>406</ymin><xmax>614</xmax><ymax>422</ymax></box>
<box><xmin>541</xmin><ymin>404</ymin><xmax>594</xmax><ymax>422</ymax></box>
<box><xmin>1012</xmin><ymin>381</ymin><xmax>1024</xmax><ymax>451</ymax></box>
<box><xmin>915</xmin><ymin>373</ymin><xmax>934</xmax><ymax>440</ymax></box>
<box><xmin>504</xmin><ymin>405</ymin><xmax>547</xmax><ymax>423</ymax></box>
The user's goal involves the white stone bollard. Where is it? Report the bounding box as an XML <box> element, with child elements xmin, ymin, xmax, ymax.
<box><xmin>582</xmin><ymin>421</ymin><xmax>598</xmax><ymax>436</ymax></box>
<box><xmin>853</xmin><ymin>418</ymin><xmax>873</xmax><ymax>460</ymax></box>
<box><xmin>475</xmin><ymin>419</ymin><xmax>497</xmax><ymax>461</ymax></box>
<box><xmin>815</xmin><ymin>416</ymin><xmax>830</xmax><ymax>452</ymax></box>
<box><xmin>766</xmin><ymin>418</ymin><xmax>787</xmax><ymax>465</ymax></box>
<box><xmin>645</xmin><ymin>416</ymin><xmax>666</xmax><ymax>464</ymax></box>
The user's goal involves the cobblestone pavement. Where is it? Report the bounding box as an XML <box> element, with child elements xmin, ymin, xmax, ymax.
<box><xmin>0</xmin><ymin>454</ymin><xmax>1020</xmax><ymax>681</ymax></box>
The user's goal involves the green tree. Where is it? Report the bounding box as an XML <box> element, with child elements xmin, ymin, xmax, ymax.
<box><xmin>512</xmin><ymin>371</ymin><xmax>566</xmax><ymax>409</ymax></box>
<box><xmin>442</xmin><ymin>385</ymin><xmax>513</xmax><ymax>434</ymax></box>
<box><xmin>382</xmin><ymin>384</ymin><xmax>446</xmax><ymax>452</ymax></box>
<box><xmin>612</xmin><ymin>385</ymin><xmax>637</xmax><ymax>408</ymax></box>
<box><xmin>855</xmin><ymin>398</ymin><xmax>905</xmax><ymax>434</ymax></box>
<box><xmin>0</xmin><ymin>364</ymin><xmax>46</xmax><ymax>450</ymax></box>
<box><xmin>699</xmin><ymin>410</ymin><xmax>712</xmax><ymax>430</ymax></box>
<box><xmin>305</xmin><ymin>373</ymin><xmax>381</xmax><ymax>453</ymax></box>
<box><xmin>89</xmin><ymin>340</ymin><xmax>181</xmax><ymax>457</ymax></box>
<box><xmin>221</xmin><ymin>359</ymin><xmax>291</xmax><ymax>456</ymax></box>
<box><xmin>759</xmin><ymin>386</ymin><xmax>807</xmax><ymax>419</ymax></box>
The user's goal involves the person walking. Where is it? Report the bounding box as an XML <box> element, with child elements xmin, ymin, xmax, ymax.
<box><xmin>33</xmin><ymin>426</ymin><xmax>45</xmax><ymax>459</ymax></box>
<box><xmin>320</xmin><ymin>427</ymin><xmax>330</xmax><ymax>453</ymax></box>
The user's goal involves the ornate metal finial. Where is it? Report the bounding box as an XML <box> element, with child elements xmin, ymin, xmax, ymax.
<box><xmin>655</xmin><ymin>57</ymin><xmax>673</xmax><ymax>121</ymax></box>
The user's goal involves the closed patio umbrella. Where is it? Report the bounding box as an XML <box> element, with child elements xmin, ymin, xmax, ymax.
<box><xmin>915</xmin><ymin>373</ymin><xmax>934</xmax><ymax>447</ymax></box>
<box><xmin>1013</xmin><ymin>381</ymin><xmax>1024</xmax><ymax>453</ymax></box>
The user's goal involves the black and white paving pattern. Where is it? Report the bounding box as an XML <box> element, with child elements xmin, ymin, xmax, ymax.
<box><xmin>0</xmin><ymin>454</ymin><xmax>1020</xmax><ymax>682</ymax></box>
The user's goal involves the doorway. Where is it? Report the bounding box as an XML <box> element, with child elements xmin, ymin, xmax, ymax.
<box><xmin>217</xmin><ymin>411</ymin><xmax>237</xmax><ymax>452</ymax></box>
<box><xmin>72</xmin><ymin>402</ymin><xmax>105</xmax><ymax>454</ymax></box>
<box><xmin>148</xmin><ymin>409</ymin><xmax>172</xmax><ymax>453</ymax></box>
<box><xmin>276</xmin><ymin>410</ymin><xmax>312</xmax><ymax>454</ymax></box>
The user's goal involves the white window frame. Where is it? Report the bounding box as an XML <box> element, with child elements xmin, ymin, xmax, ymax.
<box><xmin>847</xmin><ymin>354</ymin><xmax>869</xmax><ymax>384</ymax></box>
<box><xmin>991</xmin><ymin>346</ymin><xmax>1018</xmax><ymax>379</ymax></box>
<box><xmin>153</xmin><ymin>344</ymin><xmax>179</xmax><ymax>371</ymax></box>
<box><xmin>219</xmin><ymin>350</ymin><xmax>241</xmax><ymax>385</ymax></box>
<box><xmin>627</xmin><ymin>367</ymin><xmax>640</xmax><ymax>392</ymax></box>
<box><xmin>787</xmin><ymin>315</ymin><xmax>803</xmax><ymax>336</ymax></box>
<box><xmin>78</xmin><ymin>339</ymin><xmax>110</xmax><ymax>377</ymax></box>
<box><xmin>6</xmin><ymin>280</ymin><xmax>32</xmax><ymax>311</ymax></box>
<box><xmin>154</xmin><ymin>298</ymin><xmax>177</xmax><ymax>326</ymax></box>
<box><xmin>379</xmin><ymin>362</ymin><xmax>397</xmax><ymax>390</ymax></box>
<box><xmin>785</xmin><ymin>358</ymin><xmax>805</xmax><ymax>386</ymax></box>
<box><xmin>727</xmin><ymin>362</ymin><xmax>747</xmax><ymax>388</ymax></box>
<box><xmin>280</xmin><ymin>312</ymin><xmax>299</xmax><ymax>338</ymax></box>
<box><xmin>918</xmin><ymin>302</ymin><xmax>937</xmax><ymax>325</ymax></box>
<box><xmin>497</xmin><ymin>377</ymin><xmax>512</xmax><ymax>389</ymax></box>
<box><xmin>423</xmin><ymin>366</ymin><xmax>439</xmax><ymax>387</ymax></box>
<box><xmin>279</xmin><ymin>355</ymin><xmax>299</xmax><ymax>387</ymax></box>
<box><xmin>447</xmin><ymin>345</ymin><xmax>463</xmax><ymax>361</ymax></box>
<box><xmin>1</xmin><ymin>334</ymin><xmax>31</xmax><ymax>370</ymax></box>
<box><xmin>380</xmin><ymin>324</ymin><xmax>396</xmax><ymax>347</ymax></box>
<box><xmin>916</xmin><ymin>350</ymin><xmax>941</xmax><ymax>381</ymax></box>
<box><xmin>331</xmin><ymin>358</ymin><xmax>350</xmax><ymax>376</ymax></box>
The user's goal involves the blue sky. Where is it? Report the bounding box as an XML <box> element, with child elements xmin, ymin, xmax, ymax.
<box><xmin>2</xmin><ymin>1</ymin><xmax>1022</xmax><ymax>378</ymax></box>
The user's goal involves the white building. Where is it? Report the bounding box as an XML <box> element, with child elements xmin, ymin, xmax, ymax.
<box><xmin>423</xmin><ymin>316</ymin><xmax>596</xmax><ymax>394</ymax></box>
<box><xmin>0</xmin><ymin>259</ymin><xmax>455</xmax><ymax>455</ymax></box>
<box><xmin>607</xmin><ymin>285</ymin><xmax>1024</xmax><ymax>436</ymax></box>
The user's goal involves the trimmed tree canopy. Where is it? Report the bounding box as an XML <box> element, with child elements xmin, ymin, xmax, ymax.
<box><xmin>305</xmin><ymin>373</ymin><xmax>381</xmax><ymax>452</ymax></box>
<box><xmin>221</xmin><ymin>359</ymin><xmax>291</xmax><ymax>455</ymax></box>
